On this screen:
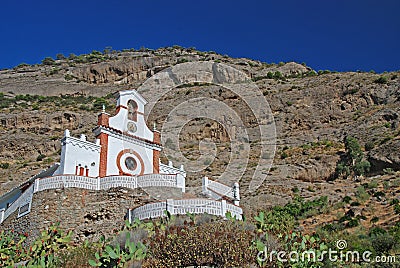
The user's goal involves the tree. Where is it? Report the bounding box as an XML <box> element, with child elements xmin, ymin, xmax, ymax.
<box><xmin>68</xmin><ymin>53</ymin><xmax>77</xmax><ymax>60</ymax></box>
<box><xmin>56</xmin><ymin>53</ymin><xmax>66</xmax><ymax>60</ymax></box>
<box><xmin>42</xmin><ymin>57</ymin><xmax>55</xmax><ymax>65</ymax></box>
<box><xmin>336</xmin><ymin>136</ymin><xmax>370</xmax><ymax>178</ymax></box>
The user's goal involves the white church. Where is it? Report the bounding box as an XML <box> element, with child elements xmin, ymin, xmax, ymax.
<box><xmin>56</xmin><ymin>89</ymin><xmax>185</xmax><ymax>181</ymax></box>
<box><xmin>0</xmin><ymin>90</ymin><xmax>242</xmax><ymax>224</ymax></box>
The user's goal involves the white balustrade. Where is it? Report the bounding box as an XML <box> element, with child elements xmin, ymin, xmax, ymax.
<box><xmin>33</xmin><ymin>174</ymin><xmax>182</xmax><ymax>193</ymax></box>
<box><xmin>202</xmin><ymin>177</ymin><xmax>240</xmax><ymax>205</ymax></box>
<box><xmin>128</xmin><ymin>198</ymin><xmax>243</xmax><ymax>221</ymax></box>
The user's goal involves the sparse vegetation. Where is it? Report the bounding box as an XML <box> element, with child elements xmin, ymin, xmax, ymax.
<box><xmin>42</xmin><ymin>57</ymin><xmax>56</xmax><ymax>65</ymax></box>
<box><xmin>335</xmin><ymin>136</ymin><xmax>371</xmax><ymax>178</ymax></box>
<box><xmin>374</xmin><ymin>76</ymin><xmax>388</xmax><ymax>84</ymax></box>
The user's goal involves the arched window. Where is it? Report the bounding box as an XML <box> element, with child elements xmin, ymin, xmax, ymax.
<box><xmin>128</xmin><ymin>100</ymin><xmax>138</xmax><ymax>121</ymax></box>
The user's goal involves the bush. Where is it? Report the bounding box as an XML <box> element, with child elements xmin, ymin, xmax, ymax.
<box><xmin>370</xmin><ymin>216</ymin><xmax>379</xmax><ymax>224</ymax></box>
<box><xmin>0</xmin><ymin>223</ymin><xmax>72</xmax><ymax>267</ymax></box>
<box><xmin>42</xmin><ymin>57</ymin><xmax>55</xmax><ymax>65</ymax></box>
<box><xmin>394</xmin><ymin>203</ymin><xmax>400</xmax><ymax>214</ymax></box>
<box><xmin>390</xmin><ymin>198</ymin><xmax>399</xmax><ymax>205</ymax></box>
<box><xmin>273</xmin><ymin>71</ymin><xmax>283</xmax><ymax>79</ymax></box>
<box><xmin>336</xmin><ymin>136</ymin><xmax>371</xmax><ymax>178</ymax></box>
<box><xmin>56</xmin><ymin>53</ymin><xmax>66</xmax><ymax>60</ymax></box>
<box><xmin>346</xmin><ymin>218</ymin><xmax>360</xmax><ymax>228</ymax></box>
<box><xmin>0</xmin><ymin>163</ymin><xmax>9</xmax><ymax>169</ymax></box>
<box><xmin>93</xmin><ymin>97</ymin><xmax>108</xmax><ymax>110</ymax></box>
<box><xmin>374</xmin><ymin>76</ymin><xmax>388</xmax><ymax>84</ymax></box>
<box><xmin>144</xmin><ymin>220</ymin><xmax>255</xmax><ymax>267</ymax></box>
<box><xmin>371</xmin><ymin>233</ymin><xmax>396</xmax><ymax>254</ymax></box>
<box><xmin>280</xmin><ymin>151</ymin><xmax>288</xmax><ymax>159</ymax></box>
<box><xmin>365</xmin><ymin>141</ymin><xmax>375</xmax><ymax>151</ymax></box>
<box><xmin>343</xmin><ymin>196</ymin><xmax>352</xmax><ymax>203</ymax></box>
<box><xmin>64</xmin><ymin>74</ymin><xmax>76</xmax><ymax>81</ymax></box>
<box><xmin>355</xmin><ymin>186</ymin><xmax>370</xmax><ymax>203</ymax></box>
<box><xmin>36</xmin><ymin>154</ymin><xmax>46</xmax><ymax>161</ymax></box>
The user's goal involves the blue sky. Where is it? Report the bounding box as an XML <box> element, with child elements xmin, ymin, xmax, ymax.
<box><xmin>1</xmin><ymin>0</ymin><xmax>399</xmax><ymax>72</ymax></box>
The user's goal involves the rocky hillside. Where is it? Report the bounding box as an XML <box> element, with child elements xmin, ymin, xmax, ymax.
<box><xmin>0</xmin><ymin>47</ymin><xmax>399</xmax><ymax>227</ymax></box>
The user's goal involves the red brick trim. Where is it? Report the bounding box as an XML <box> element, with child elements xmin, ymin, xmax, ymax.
<box><xmin>153</xmin><ymin>131</ymin><xmax>161</xmax><ymax>173</ymax></box>
<box><xmin>98</xmin><ymin>133</ymin><xmax>109</xmax><ymax>177</ymax></box>
<box><xmin>153</xmin><ymin>150</ymin><xmax>160</xmax><ymax>173</ymax></box>
<box><xmin>116</xmin><ymin>149</ymin><xmax>145</xmax><ymax>176</ymax></box>
<box><xmin>97</xmin><ymin>113</ymin><xmax>110</xmax><ymax>127</ymax></box>
<box><xmin>115</xmin><ymin>105</ymin><xmax>128</xmax><ymax>114</ymax></box>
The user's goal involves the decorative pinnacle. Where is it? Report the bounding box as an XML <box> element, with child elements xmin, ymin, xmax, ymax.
<box><xmin>102</xmin><ymin>105</ymin><xmax>105</xmax><ymax>113</ymax></box>
<box><xmin>153</xmin><ymin>122</ymin><xmax>157</xmax><ymax>131</ymax></box>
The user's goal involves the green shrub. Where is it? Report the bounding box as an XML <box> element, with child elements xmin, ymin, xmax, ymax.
<box><xmin>36</xmin><ymin>154</ymin><xmax>46</xmax><ymax>161</ymax></box>
<box><xmin>371</xmin><ymin>233</ymin><xmax>396</xmax><ymax>254</ymax></box>
<box><xmin>27</xmin><ymin>223</ymin><xmax>72</xmax><ymax>267</ymax></box>
<box><xmin>390</xmin><ymin>198</ymin><xmax>399</xmax><ymax>205</ymax></box>
<box><xmin>373</xmin><ymin>191</ymin><xmax>385</xmax><ymax>198</ymax></box>
<box><xmin>355</xmin><ymin>186</ymin><xmax>370</xmax><ymax>203</ymax></box>
<box><xmin>0</xmin><ymin>223</ymin><xmax>72</xmax><ymax>267</ymax></box>
<box><xmin>322</xmin><ymin>222</ymin><xmax>345</xmax><ymax>232</ymax></box>
<box><xmin>56</xmin><ymin>53</ymin><xmax>66</xmax><ymax>60</ymax></box>
<box><xmin>273</xmin><ymin>71</ymin><xmax>283</xmax><ymax>79</ymax></box>
<box><xmin>374</xmin><ymin>76</ymin><xmax>388</xmax><ymax>84</ymax></box>
<box><xmin>367</xmin><ymin>180</ymin><xmax>378</xmax><ymax>189</ymax></box>
<box><xmin>370</xmin><ymin>216</ymin><xmax>379</xmax><ymax>224</ymax></box>
<box><xmin>89</xmin><ymin>232</ymin><xmax>146</xmax><ymax>267</ymax></box>
<box><xmin>16</xmin><ymin>63</ymin><xmax>30</xmax><ymax>68</ymax></box>
<box><xmin>336</xmin><ymin>136</ymin><xmax>370</xmax><ymax>178</ymax></box>
<box><xmin>364</xmin><ymin>141</ymin><xmax>375</xmax><ymax>151</ymax></box>
<box><xmin>64</xmin><ymin>74</ymin><xmax>76</xmax><ymax>81</ymax></box>
<box><xmin>49</xmin><ymin>68</ymin><xmax>60</xmax><ymax>75</ymax></box>
<box><xmin>342</xmin><ymin>196</ymin><xmax>352</xmax><ymax>203</ymax></box>
<box><xmin>0</xmin><ymin>230</ymin><xmax>27</xmax><ymax>266</ymax></box>
<box><xmin>176</xmin><ymin>58</ymin><xmax>189</xmax><ymax>64</ymax></box>
<box><xmin>346</xmin><ymin>218</ymin><xmax>360</xmax><ymax>228</ymax></box>
<box><xmin>0</xmin><ymin>163</ymin><xmax>9</xmax><ymax>169</ymax></box>
<box><xmin>145</xmin><ymin>220</ymin><xmax>254</xmax><ymax>267</ymax></box>
<box><xmin>93</xmin><ymin>97</ymin><xmax>108</xmax><ymax>110</ymax></box>
<box><xmin>394</xmin><ymin>203</ymin><xmax>400</xmax><ymax>214</ymax></box>
<box><xmin>42</xmin><ymin>57</ymin><xmax>56</xmax><ymax>65</ymax></box>
<box><xmin>280</xmin><ymin>151</ymin><xmax>288</xmax><ymax>159</ymax></box>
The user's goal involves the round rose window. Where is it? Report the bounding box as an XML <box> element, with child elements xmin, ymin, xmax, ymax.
<box><xmin>125</xmin><ymin>157</ymin><xmax>137</xmax><ymax>171</ymax></box>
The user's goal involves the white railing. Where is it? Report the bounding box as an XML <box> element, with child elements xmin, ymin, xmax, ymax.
<box><xmin>128</xmin><ymin>201</ymin><xmax>167</xmax><ymax>220</ymax></box>
<box><xmin>99</xmin><ymin>176</ymin><xmax>138</xmax><ymax>190</ymax></box>
<box><xmin>128</xmin><ymin>198</ymin><xmax>243</xmax><ymax>221</ymax></box>
<box><xmin>202</xmin><ymin>177</ymin><xmax>240</xmax><ymax>205</ymax></box>
<box><xmin>136</xmin><ymin>174</ymin><xmax>177</xmax><ymax>188</ymax></box>
<box><xmin>34</xmin><ymin>174</ymin><xmax>183</xmax><ymax>193</ymax></box>
<box><xmin>3</xmin><ymin>184</ymin><xmax>34</xmax><ymax>222</ymax></box>
<box><xmin>34</xmin><ymin>175</ymin><xmax>98</xmax><ymax>192</ymax></box>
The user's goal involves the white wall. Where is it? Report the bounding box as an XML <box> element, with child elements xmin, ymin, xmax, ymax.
<box><xmin>58</xmin><ymin>132</ymin><xmax>101</xmax><ymax>177</ymax></box>
<box><xmin>108</xmin><ymin>90</ymin><xmax>154</xmax><ymax>141</ymax></box>
<box><xmin>106</xmin><ymin>133</ymin><xmax>156</xmax><ymax>176</ymax></box>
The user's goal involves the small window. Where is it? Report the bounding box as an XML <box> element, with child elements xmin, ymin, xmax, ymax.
<box><xmin>125</xmin><ymin>157</ymin><xmax>137</xmax><ymax>171</ymax></box>
<box><xmin>128</xmin><ymin>100</ymin><xmax>138</xmax><ymax>121</ymax></box>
